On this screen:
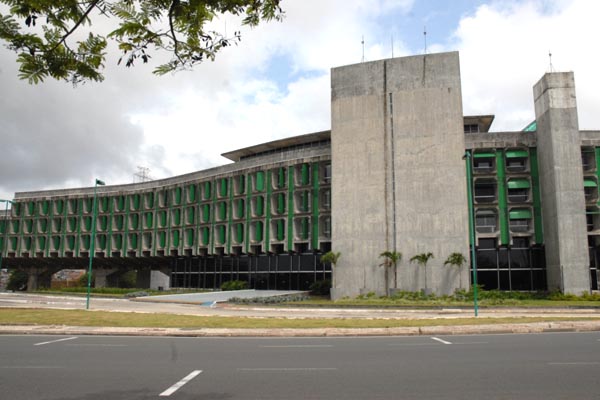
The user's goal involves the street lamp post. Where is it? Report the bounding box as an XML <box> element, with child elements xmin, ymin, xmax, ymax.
<box><xmin>463</xmin><ymin>152</ymin><xmax>479</xmax><ymax>317</ymax></box>
<box><xmin>0</xmin><ymin>199</ymin><xmax>15</xmax><ymax>273</ymax></box>
<box><xmin>86</xmin><ymin>179</ymin><xmax>105</xmax><ymax>310</ymax></box>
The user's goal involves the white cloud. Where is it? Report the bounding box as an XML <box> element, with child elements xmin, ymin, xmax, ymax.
<box><xmin>452</xmin><ymin>0</ymin><xmax>600</xmax><ymax>131</ymax></box>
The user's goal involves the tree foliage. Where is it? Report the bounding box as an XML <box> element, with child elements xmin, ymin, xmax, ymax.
<box><xmin>0</xmin><ymin>0</ymin><xmax>284</xmax><ymax>84</ymax></box>
<box><xmin>320</xmin><ymin>251</ymin><xmax>341</xmax><ymax>267</ymax></box>
<box><xmin>379</xmin><ymin>250</ymin><xmax>402</xmax><ymax>291</ymax></box>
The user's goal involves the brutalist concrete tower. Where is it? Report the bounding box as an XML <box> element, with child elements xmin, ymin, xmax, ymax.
<box><xmin>533</xmin><ymin>72</ymin><xmax>591</xmax><ymax>293</ymax></box>
<box><xmin>330</xmin><ymin>52</ymin><xmax>470</xmax><ymax>298</ymax></box>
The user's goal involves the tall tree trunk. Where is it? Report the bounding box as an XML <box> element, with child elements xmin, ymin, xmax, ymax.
<box><xmin>394</xmin><ymin>266</ymin><xmax>397</xmax><ymax>289</ymax></box>
<box><xmin>384</xmin><ymin>266</ymin><xmax>389</xmax><ymax>296</ymax></box>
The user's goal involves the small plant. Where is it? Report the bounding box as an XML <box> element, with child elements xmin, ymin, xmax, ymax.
<box><xmin>309</xmin><ymin>279</ymin><xmax>331</xmax><ymax>296</ymax></box>
<box><xmin>7</xmin><ymin>270</ymin><xmax>28</xmax><ymax>291</ymax></box>
<box><xmin>78</xmin><ymin>272</ymin><xmax>95</xmax><ymax>288</ymax></box>
<box><xmin>379</xmin><ymin>251</ymin><xmax>402</xmax><ymax>295</ymax></box>
<box><xmin>221</xmin><ymin>280</ymin><xmax>249</xmax><ymax>291</ymax></box>
<box><xmin>410</xmin><ymin>252</ymin><xmax>434</xmax><ymax>293</ymax></box>
<box><xmin>320</xmin><ymin>251</ymin><xmax>341</xmax><ymax>289</ymax></box>
<box><xmin>444</xmin><ymin>252</ymin><xmax>467</xmax><ymax>288</ymax></box>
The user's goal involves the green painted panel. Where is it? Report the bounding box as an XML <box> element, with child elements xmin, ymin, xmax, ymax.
<box><xmin>41</xmin><ymin>201</ymin><xmax>49</xmax><ymax>215</ymax></box>
<box><xmin>99</xmin><ymin>216</ymin><xmax>108</xmax><ymax>231</ymax></box>
<box><xmin>27</xmin><ymin>202</ymin><xmax>34</xmax><ymax>216</ymax></box>
<box><xmin>236</xmin><ymin>223</ymin><xmax>244</xmax><ymax>243</ymax></box>
<box><xmin>129</xmin><ymin>234</ymin><xmax>138</xmax><ymax>249</ymax></box>
<box><xmin>116</xmin><ymin>196</ymin><xmax>125</xmax><ymax>212</ymax></box>
<box><xmin>37</xmin><ymin>236</ymin><xmax>46</xmax><ymax>251</ymax></box>
<box><xmin>301</xmin><ymin>164</ymin><xmax>310</xmax><ymax>185</ymax></box>
<box><xmin>236</xmin><ymin>199</ymin><xmax>244</xmax><ymax>219</ymax></box>
<box><xmin>187</xmin><ymin>185</ymin><xmax>197</xmax><ymax>202</ymax></box>
<box><xmin>81</xmin><ymin>235</ymin><xmax>90</xmax><ymax>250</ymax></box>
<box><xmin>145</xmin><ymin>193</ymin><xmax>154</xmax><ymax>208</ymax></box>
<box><xmin>201</xmin><ymin>227</ymin><xmax>210</xmax><ymax>245</ymax></box>
<box><xmin>24</xmin><ymin>219</ymin><xmax>33</xmax><ymax>234</ymax></box>
<box><xmin>300</xmin><ymin>191</ymin><xmax>310</xmax><ymax>212</ymax></box>
<box><xmin>255</xmin><ymin>196</ymin><xmax>264</xmax><ymax>216</ymax></box>
<box><xmin>85</xmin><ymin>217</ymin><xmax>93</xmax><ymax>232</ymax></box>
<box><xmin>132</xmin><ymin>194</ymin><xmax>141</xmax><ymax>210</ymax></box>
<box><xmin>158</xmin><ymin>211</ymin><xmax>167</xmax><ymax>227</ymax></box>
<box><xmin>277</xmin><ymin>168</ymin><xmax>286</xmax><ymax>189</ymax></box>
<box><xmin>159</xmin><ymin>231</ymin><xmax>166</xmax><ymax>247</ymax></box>
<box><xmin>23</xmin><ymin>237</ymin><xmax>32</xmax><ymax>251</ymax></box>
<box><xmin>173</xmin><ymin>187</ymin><xmax>182</xmax><ymax>205</ymax></box>
<box><xmin>185</xmin><ymin>229</ymin><xmax>194</xmax><ymax>247</ymax></box>
<box><xmin>523</xmin><ymin>120</ymin><xmax>537</xmax><ymax>132</ymax></box>
<box><xmin>130</xmin><ymin>214</ymin><xmax>139</xmax><ymax>230</ymax></box>
<box><xmin>0</xmin><ymin>220</ymin><xmax>4</xmax><ymax>234</ymax></box>
<box><xmin>145</xmin><ymin>212</ymin><xmax>153</xmax><ymax>229</ymax></box>
<box><xmin>218</xmin><ymin>225</ymin><xmax>226</xmax><ymax>244</ymax></box>
<box><xmin>115</xmin><ymin>215</ymin><xmax>124</xmax><ymax>230</ymax></box>
<box><xmin>202</xmin><ymin>204</ymin><xmax>210</xmax><ymax>223</ymax></box>
<box><xmin>506</xmin><ymin>150</ymin><xmax>528</xmax><ymax>158</ymax></box>
<box><xmin>473</xmin><ymin>152</ymin><xmax>495</xmax><ymax>158</ymax></box>
<box><xmin>66</xmin><ymin>236</ymin><xmax>75</xmax><ymax>251</ymax></box>
<box><xmin>507</xmin><ymin>179</ymin><xmax>531</xmax><ymax>189</ymax></box>
<box><xmin>39</xmin><ymin>219</ymin><xmax>48</xmax><ymax>233</ymax></box>
<box><xmin>203</xmin><ymin>182</ymin><xmax>211</xmax><ymax>200</ymax></box>
<box><xmin>173</xmin><ymin>209</ymin><xmax>181</xmax><ymax>225</ymax></box>
<box><xmin>67</xmin><ymin>218</ymin><xmax>76</xmax><ymax>232</ymax></box>
<box><xmin>219</xmin><ymin>202</ymin><xmax>227</xmax><ymax>220</ymax></box>
<box><xmin>256</xmin><ymin>171</ymin><xmax>265</xmax><ymax>192</ymax></box>
<box><xmin>277</xmin><ymin>193</ymin><xmax>285</xmax><ymax>214</ymax></box>
<box><xmin>509</xmin><ymin>209</ymin><xmax>532</xmax><ymax>219</ymax></box>
<box><xmin>11</xmin><ymin>220</ymin><xmax>19</xmax><ymax>233</ymax></box>
<box><xmin>52</xmin><ymin>236</ymin><xmax>60</xmax><ymax>250</ymax></box>
<box><xmin>55</xmin><ymin>200</ymin><xmax>64</xmax><ymax>214</ymax></box>
<box><xmin>186</xmin><ymin>207</ymin><xmax>195</xmax><ymax>224</ymax></box>
<box><xmin>220</xmin><ymin>178</ymin><xmax>228</xmax><ymax>197</ymax></box>
<box><xmin>238</xmin><ymin>175</ymin><xmax>245</xmax><ymax>194</ymax></box>
<box><xmin>98</xmin><ymin>235</ymin><xmax>106</xmax><ymax>250</ymax></box>
<box><xmin>255</xmin><ymin>221</ymin><xmax>263</xmax><ymax>242</ymax></box>
<box><xmin>171</xmin><ymin>230</ymin><xmax>179</xmax><ymax>247</ymax></box>
<box><xmin>301</xmin><ymin>217</ymin><xmax>309</xmax><ymax>240</ymax></box>
<box><xmin>10</xmin><ymin>237</ymin><xmax>18</xmax><ymax>251</ymax></box>
<box><xmin>584</xmin><ymin>179</ymin><xmax>597</xmax><ymax>187</ymax></box>
<box><xmin>100</xmin><ymin>197</ymin><xmax>109</xmax><ymax>213</ymax></box>
<box><xmin>276</xmin><ymin>219</ymin><xmax>285</xmax><ymax>241</ymax></box>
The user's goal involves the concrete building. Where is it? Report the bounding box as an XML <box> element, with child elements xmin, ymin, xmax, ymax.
<box><xmin>1</xmin><ymin>51</ymin><xmax>599</xmax><ymax>295</ymax></box>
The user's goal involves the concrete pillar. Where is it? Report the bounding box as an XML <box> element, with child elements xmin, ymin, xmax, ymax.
<box><xmin>136</xmin><ymin>268</ymin><xmax>171</xmax><ymax>290</ymax></box>
<box><xmin>94</xmin><ymin>268</ymin><xmax>118</xmax><ymax>288</ymax></box>
<box><xmin>331</xmin><ymin>52</ymin><xmax>469</xmax><ymax>298</ymax></box>
<box><xmin>533</xmin><ymin>72</ymin><xmax>590</xmax><ymax>293</ymax></box>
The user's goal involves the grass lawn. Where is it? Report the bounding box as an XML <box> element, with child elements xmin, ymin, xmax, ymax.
<box><xmin>0</xmin><ymin>308</ymin><xmax>599</xmax><ymax>329</ymax></box>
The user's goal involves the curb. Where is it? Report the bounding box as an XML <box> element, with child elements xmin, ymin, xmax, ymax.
<box><xmin>2</xmin><ymin>321</ymin><xmax>600</xmax><ymax>337</ymax></box>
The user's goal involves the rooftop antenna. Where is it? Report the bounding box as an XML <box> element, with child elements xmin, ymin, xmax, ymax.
<box><xmin>548</xmin><ymin>50</ymin><xmax>555</xmax><ymax>72</ymax></box>
<box><xmin>134</xmin><ymin>166</ymin><xmax>153</xmax><ymax>183</ymax></box>
<box><xmin>361</xmin><ymin>35</ymin><xmax>365</xmax><ymax>62</ymax></box>
<box><xmin>391</xmin><ymin>34</ymin><xmax>394</xmax><ymax>58</ymax></box>
<box><xmin>423</xmin><ymin>26</ymin><xmax>427</xmax><ymax>54</ymax></box>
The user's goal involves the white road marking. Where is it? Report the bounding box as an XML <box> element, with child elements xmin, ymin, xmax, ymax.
<box><xmin>34</xmin><ymin>337</ymin><xmax>78</xmax><ymax>346</ymax></box>
<box><xmin>159</xmin><ymin>370</ymin><xmax>202</xmax><ymax>397</ymax></box>
<box><xmin>238</xmin><ymin>368</ymin><xmax>337</xmax><ymax>372</ymax></box>
<box><xmin>260</xmin><ymin>345</ymin><xmax>333</xmax><ymax>348</ymax></box>
<box><xmin>431</xmin><ymin>337</ymin><xmax>452</xmax><ymax>345</ymax></box>
<box><xmin>0</xmin><ymin>366</ymin><xmax>64</xmax><ymax>369</ymax></box>
<box><xmin>548</xmin><ymin>362</ymin><xmax>600</xmax><ymax>366</ymax></box>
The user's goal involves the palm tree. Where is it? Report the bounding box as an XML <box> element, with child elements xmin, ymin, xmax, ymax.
<box><xmin>321</xmin><ymin>251</ymin><xmax>341</xmax><ymax>290</ymax></box>
<box><xmin>379</xmin><ymin>251</ymin><xmax>402</xmax><ymax>295</ymax></box>
<box><xmin>444</xmin><ymin>252</ymin><xmax>467</xmax><ymax>289</ymax></box>
<box><xmin>410</xmin><ymin>252</ymin><xmax>434</xmax><ymax>293</ymax></box>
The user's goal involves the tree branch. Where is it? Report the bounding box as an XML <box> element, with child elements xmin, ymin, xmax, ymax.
<box><xmin>50</xmin><ymin>0</ymin><xmax>101</xmax><ymax>53</ymax></box>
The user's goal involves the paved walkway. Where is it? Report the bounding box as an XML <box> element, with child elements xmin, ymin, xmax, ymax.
<box><xmin>134</xmin><ymin>289</ymin><xmax>306</xmax><ymax>305</ymax></box>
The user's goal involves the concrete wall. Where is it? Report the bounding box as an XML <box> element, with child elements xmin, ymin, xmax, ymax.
<box><xmin>331</xmin><ymin>52</ymin><xmax>470</xmax><ymax>298</ymax></box>
<box><xmin>533</xmin><ymin>72</ymin><xmax>590</xmax><ymax>293</ymax></box>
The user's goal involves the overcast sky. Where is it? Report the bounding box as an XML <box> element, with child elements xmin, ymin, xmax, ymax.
<box><xmin>1</xmin><ymin>0</ymin><xmax>599</xmax><ymax>202</ymax></box>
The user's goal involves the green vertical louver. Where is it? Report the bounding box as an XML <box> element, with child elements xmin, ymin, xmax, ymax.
<box><xmin>276</xmin><ymin>219</ymin><xmax>285</xmax><ymax>241</ymax></box>
<box><xmin>301</xmin><ymin>164</ymin><xmax>310</xmax><ymax>185</ymax></box>
<box><xmin>256</xmin><ymin>171</ymin><xmax>265</xmax><ymax>192</ymax></box>
<box><xmin>496</xmin><ymin>150</ymin><xmax>509</xmax><ymax>245</ymax></box>
<box><xmin>220</xmin><ymin>178</ymin><xmax>228</xmax><ymax>197</ymax></box>
<box><xmin>529</xmin><ymin>148</ymin><xmax>544</xmax><ymax>244</ymax></box>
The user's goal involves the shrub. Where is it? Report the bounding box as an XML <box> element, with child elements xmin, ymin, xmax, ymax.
<box><xmin>309</xmin><ymin>280</ymin><xmax>331</xmax><ymax>296</ymax></box>
<box><xmin>78</xmin><ymin>272</ymin><xmax>95</xmax><ymax>287</ymax></box>
<box><xmin>7</xmin><ymin>270</ymin><xmax>28</xmax><ymax>291</ymax></box>
<box><xmin>221</xmin><ymin>280</ymin><xmax>249</xmax><ymax>291</ymax></box>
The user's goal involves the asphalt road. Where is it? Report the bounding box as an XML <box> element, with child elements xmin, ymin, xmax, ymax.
<box><xmin>1</xmin><ymin>332</ymin><xmax>599</xmax><ymax>399</ymax></box>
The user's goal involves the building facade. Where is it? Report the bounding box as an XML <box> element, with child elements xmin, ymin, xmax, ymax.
<box><xmin>1</xmin><ymin>51</ymin><xmax>599</xmax><ymax>295</ymax></box>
